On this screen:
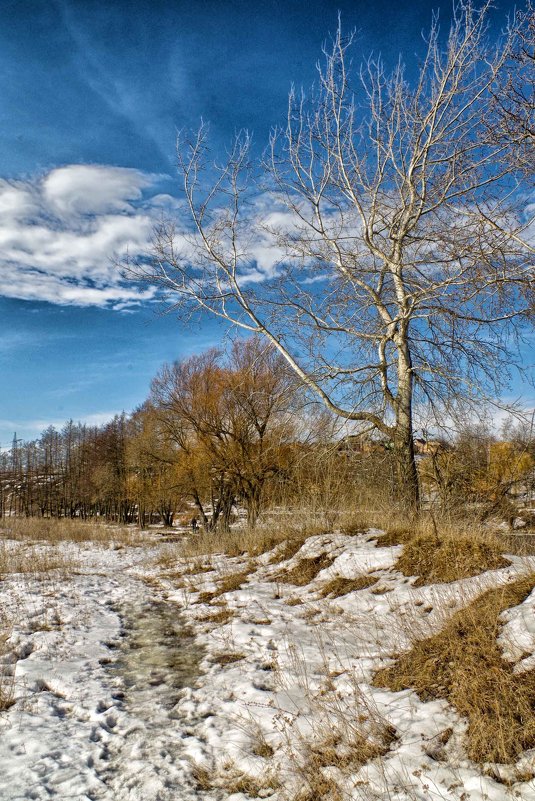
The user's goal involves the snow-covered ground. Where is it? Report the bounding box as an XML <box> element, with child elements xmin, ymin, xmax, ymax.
<box><xmin>1</xmin><ymin>528</ymin><xmax>534</xmax><ymax>800</ymax></box>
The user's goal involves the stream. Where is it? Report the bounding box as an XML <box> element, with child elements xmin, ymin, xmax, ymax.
<box><xmin>107</xmin><ymin>598</ymin><xmax>204</xmax><ymax>714</ymax></box>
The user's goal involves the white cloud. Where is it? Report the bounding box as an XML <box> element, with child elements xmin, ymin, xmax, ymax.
<box><xmin>0</xmin><ymin>165</ymin><xmax>169</xmax><ymax>309</ymax></box>
<box><xmin>43</xmin><ymin>164</ymin><xmax>153</xmax><ymax>219</ymax></box>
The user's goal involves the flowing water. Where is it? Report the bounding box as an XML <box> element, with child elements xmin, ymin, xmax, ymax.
<box><xmin>108</xmin><ymin>598</ymin><xmax>204</xmax><ymax>714</ymax></box>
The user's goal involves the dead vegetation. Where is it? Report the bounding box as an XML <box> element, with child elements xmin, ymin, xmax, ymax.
<box><xmin>0</xmin><ymin>622</ymin><xmax>14</xmax><ymax>712</ymax></box>
<box><xmin>269</xmin><ymin>533</ymin><xmax>310</xmax><ymax>564</ymax></box>
<box><xmin>320</xmin><ymin>575</ymin><xmax>378</xmax><ymax>597</ymax></box>
<box><xmin>181</xmin><ymin>516</ymin><xmax>326</xmax><ymax>561</ymax></box>
<box><xmin>373</xmin><ymin>572</ymin><xmax>535</xmax><ymax>764</ymax></box>
<box><xmin>374</xmin><ymin>519</ymin><xmax>510</xmax><ymax>585</ymax></box>
<box><xmin>276</xmin><ymin>553</ymin><xmax>334</xmax><ymax>586</ymax></box>
<box><xmin>339</xmin><ymin>516</ymin><xmax>373</xmax><ymax>535</ymax></box>
<box><xmin>395</xmin><ymin>530</ymin><xmax>509</xmax><ymax>586</ymax></box>
<box><xmin>191</xmin><ymin>760</ymin><xmax>279</xmax><ymax>798</ymax></box>
<box><xmin>196</xmin><ymin>568</ymin><xmax>252</xmax><ymax>604</ymax></box>
<box><xmin>0</xmin><ymin>517</ymin><xmax>143</xmax><ymax>546</ymax></box>
<box><xmin>197</xmin><ymin>605</ymin><xmax>235</xmax><ymax>624</ymax></box>
<box><xmin>0</xmin><ymin>542</ymin><xmax>77</xmax><ymax>577</ymax></box>
<box><xmin>287</xmin><ymin>719</ymin><xmax>397</xmax><ymax>801</ymax></box>
<box><xmin>285</xmin><ymin>597</ymin><xmax>303</xmax><ymax>606</ymax></box>
<box><xmin>210</xmin><ymin>651</ymin><xmax>246</xmax><ymax>666</ymax></box>
<box><xmin>374</xmin><ymin>525</ymin><xmax>415</xmax><ymax>547</ymax></box>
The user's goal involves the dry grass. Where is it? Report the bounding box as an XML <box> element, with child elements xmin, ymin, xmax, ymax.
<box><xmin>151</xmin><ymin>545</ymin><xmax>183</xmax><ymax>570</ymax></box>
<box><xmin>369</xmin><ymin>584</ymin><xmax>393</xmax><ymax>595</ymax></box>
<box><xmin>276</xmin><ymin>553</ymin><xmax>334</xmax><ymax>586</ymax></box>
<box><xmin>196</xmin><ymin>568</ymin><xmax>252</xmax><ymax>604</ymax></box>
<box><xmin>269</xmin><ymin>533</ymin><xmax>310</xmax><ymax>565</ymax></box>
<box><xmin>182</xmin><ymin>520</ymin><xmax>316</xmax><ymax>560</ymax></box>
<box><xmin>251</xmin><ymin>732</ymin><xmax>275</xmax><ymax>758</ymax></box>
<box><xmin>395</xmin><ymin>530</ymin><xmax>509</xmax><ymax>586</ymax></box>
<box><xmin>373</xmin><ymin>517</ymin><xmax>510</xmax><ymax>586</ymax></box>
<box><xmin>210</xmin><ymin>651</ymin><xmax>246</xmax><ymax>666</ymax></box>
<box><xmin>373</xmin><ymin>572</ymin><xmax>535</xmax><ymax>764</ymax></box>
<box><xmin>288</xmin><ymin>721</ymin><xmax>397</xmax><ymax>801</ymax></box>
<box><xmin>374</xmin><ymin>524</ymin><xmax>415</xmax><ymax>547</ymax></box>
<box><xmin>197</xmin><ymin>605</ymin><xmax>235</xmax><ymax>624</ymax></box>
<box><xmin>184</xmin><ymin>559</ymin><xmax>214</xmax><ymax>575</ymax></box>
<box><xmin>339</xmin><ymin>516</ymin><xmax>373</xmax><ymax>535</ymax></box>
<box><xmin>191</xmin><ymin>760</ymin><xmax>278</xmax><ymax>797</ymax></box>
<box><xmin>320</xmin><ymin>575</ymin><xmax>378</xmax><ymax>597</ymax></box>
<box><xmin>180</xmin><ymin>512</ymin><xmax>330</xmax><ymax>561</ymax></box>
<box><xmin>0</xmin><ymin>517</ymin><xmax>144</xmax><ymax>546</ymax></box>
<box><xmin>0</xmin><ymin>622</ymin><xmax>14</xmax><ymax>712</ymax></box>
<box><xmin>0</xmin><ymin>541</ymin><xmax>77</xmax><ymax>577</ymax></box>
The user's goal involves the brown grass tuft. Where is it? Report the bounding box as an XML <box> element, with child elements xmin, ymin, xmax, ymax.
<box><xmin>198</xmin><ymin>606</ymin><xmax>235</xmax><ymax>624</ymax></box>
<box><xmin>291</xmin><ymin>723</ymin><xmax>396</xmax><ymax>801</ymax></box>
<box><xmin>191</xmin><ymin>759</ymin><xmax>278</xmax><ymax>797</ymax></box>
<box><xmin>0</xmin><ymin>624</ymin><xmax>14</xmax><ymax>711</ymax></box>
<box><xmin>374</xmin><ymin>525</ymin><xmax>415</xmax><ymax>547</ymax></box>
<box><xmin>339</xmin><ymin>517</ymin><xmax>372</xmax><ymax>536</ymax></box>
<box><xmin>320</xmin><ymin>575</ymin><xmax>378</xmax><ymax>597</ymax></box>
<box><xmin>269</xmin><ymin>534</ymin><xmax>310</xmax><ymax>564</ymax></box>
<box><xmin>184</xmin><ymin>559</ymin><xmax>214</xmax><ymax>575</ymax></box>
<box><xmin>210</xmin><ymin>651</ymin><xmax>246</xmax><ymax>666</ymax></box>
<box><xmin>196</xmin><ymin>569</ymin><xmax>252</xmax><ymax>603</ymax></box>
<box><xmin>395</xmin><ymin>531</ymin><xmax>509</xmax><ymax>586</ymax></box>
<box><xmin>276</xmin><ymin>553</ymin><xmax>334</xmax><ymax>586</ymax></box>
<box><xmin>373</xmin><ymin>572</ymin><xmax>535</xmax><ymax>764</ymax></box>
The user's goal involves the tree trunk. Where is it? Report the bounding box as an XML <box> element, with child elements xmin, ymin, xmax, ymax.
<box><xmin>394</xmin><ymin>333</ymin><xmax>420</xmax><ymax>512</ymax></box>
<box><xmin>244</xmin><ymin>482</ymin><xmax>262</xmax><ymax>529</ymax></box>
<box><xmin>393</xmin><ymin>425</ymin><xmax>420</xmax><ymax>511</ymax></box>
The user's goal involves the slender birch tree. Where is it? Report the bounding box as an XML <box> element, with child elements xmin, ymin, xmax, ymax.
<box><xmin>133</xmin><ymin>2</ymin><xmax>534</xmax><ymax>509</ymax></box>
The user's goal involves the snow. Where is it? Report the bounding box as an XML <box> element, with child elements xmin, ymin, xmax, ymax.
<box><xmin>0</xmin><ymin>528</ymin><xmax>534</xmax><ymax>800</ymax></box>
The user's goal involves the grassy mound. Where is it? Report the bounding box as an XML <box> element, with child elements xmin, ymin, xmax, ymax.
<box><xmin>373</xmin><ymin>573</ymin><xmax>535</xmax><ymax>764</ymax></box>
<box><xmin>395</xmin><ymin>531</ymin><xmax>509</xmax><ymax>586</ymax></box>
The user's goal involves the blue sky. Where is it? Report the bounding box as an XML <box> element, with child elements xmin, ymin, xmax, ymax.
<box><xmin>0</xmin><ymin>0</ymin><xmax>528</xmax><ymax>447</ymax></box>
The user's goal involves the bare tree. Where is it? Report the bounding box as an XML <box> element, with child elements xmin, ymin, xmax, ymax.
<box><xmin>491</xmin><ymin>3</ymin><xmax>534</xmax><ymax>173</ymax></box>
<box><xmin>133</xmin><ymin>1</ymin><xmax>534</xmax><ymax>510</ymax></box>
<box><xmin>150</xmin><ymin>338</ymin><xmax>297</xmax><ymax>528</ymax></box>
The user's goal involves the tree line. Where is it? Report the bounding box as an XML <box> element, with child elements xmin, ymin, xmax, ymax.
<box><xmin>2</xmin><ymin>336</ymin><xmax>534</xmax><ymax>528</ymax></box>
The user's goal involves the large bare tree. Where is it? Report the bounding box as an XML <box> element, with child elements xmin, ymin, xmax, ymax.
<box><xmin>133</xmin><ymin>2</ymin><xmax>534</xmax><ymax>509</ymax></box>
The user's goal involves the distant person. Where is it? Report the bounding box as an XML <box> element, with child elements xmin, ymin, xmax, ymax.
<box><xmin>191</xmin><ymin>517</ymin><xmax>199</xmax><ymax>534</ymax></box>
